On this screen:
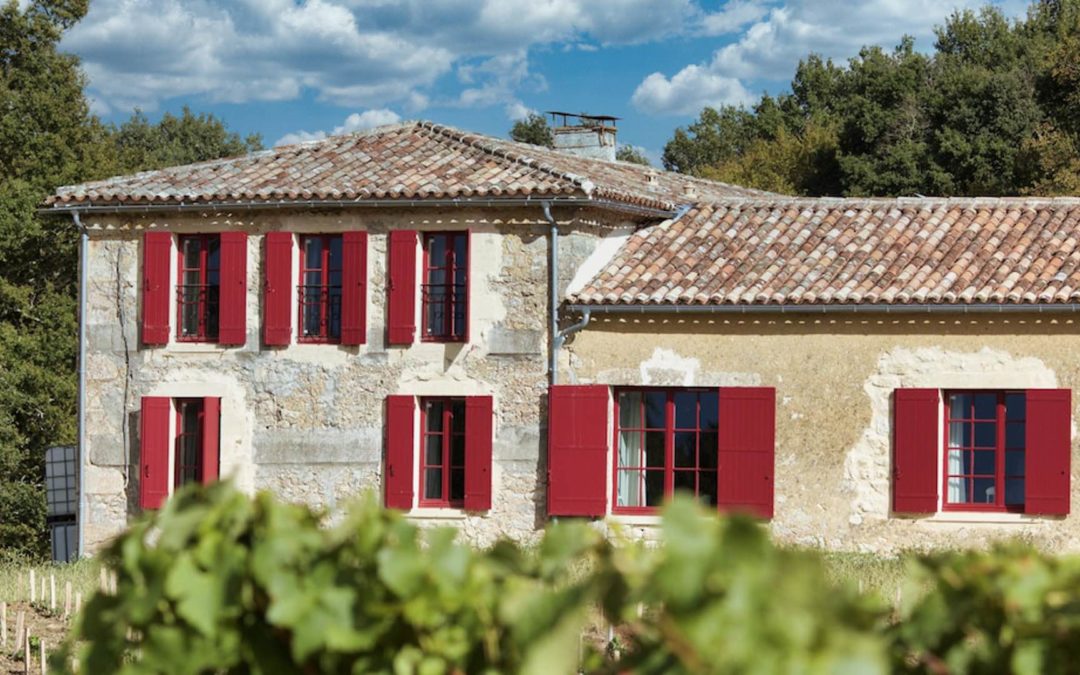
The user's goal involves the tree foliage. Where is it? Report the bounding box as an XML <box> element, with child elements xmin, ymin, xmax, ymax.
<box><xmin>615</xmin><ymin>146</ymin><xmax>651</xmax><ymax>166</ymax></box>
<box><xmin>665</xmin><ymin>0</ymin><xmax>1080</xmax><ymax>197</ymax></box>
<box><xmin>509</xmin><ymin>113</ymin><xmax>554</xmax><ymax>147</ymax></box>
<box><xmin>0</xmin><ymin>0</ymin><xmax>261</xmax><ymax>559</ymax></box>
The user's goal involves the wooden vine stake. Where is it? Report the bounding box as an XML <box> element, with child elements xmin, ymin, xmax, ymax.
<box><xmin>39</xmin><ymin>578</ymin><xmax>45</xmax><ymax>606</ymax></box>
<box><xmin>14</xmin><ymin>610</ymin><xmax>24</xmax><ymax>652</ymax></box>
<box><xmin>28</xmin><ymin>569</ymin><xmax>35</xmax><ymax>604</ymax></box>
<box><xmin>64</xmin><ymin>581</ymin><xmax>72</xmax><ymax>619</ymax></box>
<box><xmin>23</xmin><ymin>633</ymin><xmax>30</xmax><ymax>675</ymax></box>
<box><xmin>49</xmin><ymin>574</ymin><xmax>56</xmax><ymax>611</ymax></box>
<box><xmin>75</xmin><ymin>592</ymin><xmax>83</xmax><ymax>613</ymax></box>
<box><xmin>99</xmin><ymin>567</ymin><xmax>108</xmax><ymax>594</ymax></box>
<box><xmin>39</xmin><ymin>637</ymin><xmax>46</xmax><ymax>675</ymax></box>
<box><xmin>1</xmin><ymin>600</ymin><xmax>7</xmax><ymax>649</ymax></box>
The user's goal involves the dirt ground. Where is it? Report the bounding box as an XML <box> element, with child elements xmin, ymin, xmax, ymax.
<box><xmin>1</xmin><ymin>601</ymin><xmax>73</xmax><ymax>674</ymax></box>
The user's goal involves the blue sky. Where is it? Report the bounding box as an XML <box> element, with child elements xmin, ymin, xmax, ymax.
<box><xmin>58</xmin><ymin>0</ymin><xmax>1029</xmax><ymax>165</ymax></box>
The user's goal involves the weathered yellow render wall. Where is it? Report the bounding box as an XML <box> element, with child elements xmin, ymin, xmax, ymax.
<box><xmin>565</xmin><ymin>314</ymin><xmax>1080</xmax><ymax>554</ymax></box>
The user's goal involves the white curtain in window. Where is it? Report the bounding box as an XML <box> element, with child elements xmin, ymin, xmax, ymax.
<box><xmin>947</xmin><ymin>420</ymin><xmax>967</xmax><ymax>503</ymax></box>
<box><xmin>618</xmin><ymin>394</ymin><xmax>642</xmax><ymax>507</ymax></box>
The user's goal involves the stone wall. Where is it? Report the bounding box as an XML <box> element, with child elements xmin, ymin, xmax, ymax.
<box><xmin>81</xmin><ymin>206</ymin><xmax>628</xmax><ymax>551</ymax></box>
<box><xmin>564</xmin><ymin>314</ymin><xmax>1080</xmax><ymax>554</ymax></box>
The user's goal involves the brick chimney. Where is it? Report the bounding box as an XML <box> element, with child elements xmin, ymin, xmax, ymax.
<box><xmin>547</xmin><ymin>112</ymin><xmax>618</xmax><ymax>162</ymax></box>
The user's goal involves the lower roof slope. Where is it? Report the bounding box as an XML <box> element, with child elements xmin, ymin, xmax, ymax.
<box><xmin>570</xmin><ymin>198</ymin><xmax>1080</xmax><ymax>307</ymax></box>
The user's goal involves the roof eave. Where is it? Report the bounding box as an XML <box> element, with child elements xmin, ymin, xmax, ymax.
<box><xmin>565</xmin><ymin>302</ymin><xmax>1080</xmax><ymax>315</ymax></box>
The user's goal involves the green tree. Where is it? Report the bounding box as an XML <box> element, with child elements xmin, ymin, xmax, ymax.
<box><xmin>111</xmin><ymin>107</ymin><xmax>262</xmax><ymax>174</ymax></box>
<box><xmin>0</xmin><ymin>0</ymin><xmax>263</xmax><ymax>559</ymax></box>
<box><xmin>509</xmin><ymin>112</ymin><xmax>554</xmax><ymax>147</ymax></box>
<box><xmin>615</xmin><ymin>145</ymin><xmax>651</xmax><ymax>165</ymax></box>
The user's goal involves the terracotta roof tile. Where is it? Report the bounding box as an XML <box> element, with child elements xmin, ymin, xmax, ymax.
<box><xmin>45</xmin><ymin>121</ymin><xmax>769</xmax><ymax>210</ymax></box>
<box><xmin>571</xmin><ymin>198</ymin><xmax>1080</xmax><ymax>306</ymax></box>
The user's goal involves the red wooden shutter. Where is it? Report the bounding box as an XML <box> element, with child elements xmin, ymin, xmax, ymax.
<box><xmin>218</xmin><ymin>232</ymin><xmax>248</xmax><ymax>345</ymax></box>
<box><xmin>717</xmin><ymin>387</ymin><xmax>776</xmax><ymax>519</ymax></box>
<box><xmin>263</xmin><ymin>232</ymin><xmax>293</xmax><ymax>346</ymax></box>
<box><xmin>340</xmin><ymin>231</ymin><xmax>368</xmax><ymax>345</ymax></box>
<box><xmin>464</xmin><ymin>395</ymin><xmax>493</xmax><ymax>511</ymax></box>
<box><xmin>201</xmin><ymin>397</ymin><xmax>221</xmax><ymax>485</ymax></box>
<box><xmin>1026</xmin><ymin>389</ymin><xmax>1071</xmax><ymax>515</ymax></box>
<box><xmin>141</xmin><ymin>232</ymin><xmax>171</xmax><ymax>346</ymax></box>
<box><xmin>139</xmin><ymin>397</ymin><xmax>171</xmax><ymax>509</ymax></box>
<box><xmin>892</xmin><ymin>388</ymin><xmax>940</xmax><ymax>513</ymax></box>
<box><xmin>547</xmin><ymin>385</ymin><xmax>609</xmax><ymax>517</ymax></box>
<box><xmin>385</xmin><ymin>395</ymin><xmax>415</xmax><ymax>509</ymax></box>
<box><xmin>387</xmin><ymin>230</ymin><xmax>417</xmax><ymax>345</ymax></box>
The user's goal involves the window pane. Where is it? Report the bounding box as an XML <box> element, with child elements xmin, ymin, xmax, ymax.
<box><xmin>426</xmin><ymin>401</ymin><xmax>444</xmax><ymax>431</ymax></box>
<box><xmin>619</xmin><ymin>392</ymin><xmax>642</xmax><ymax>428</ymax></box>
<box><xmin>183</xmin><ymin>269</ymin><xmax>201</xmax><ymax>286</ymax></box>
<box><xmin>973</xmin><ymin>394</ymin><xmax>997</xmax><ymax>420</ymax></box>
<box><xmin>618</xmin><ymin>430</ymin><xmax>642</xmax><ymax>469</ymax></box>
<box><xmin>451</xmin><ymin>400</ymin><xmax>466</xmax><ymax>433</ymax></box>
<box><xmin>645</xmin><ymin>471</ymin><xmax>664</xmax><ymax>506</ymax></box>
<box><xmin>207</xmin><ymin>236</ymin><xmax>220</xmax><ymax>271</ymax></box>
<box><xmin>674</xmin><ymin>391</ymin><xmax>697</xmax><ymax>429</ymax></box>
<box><xmin>181</xmin><ymin>403</ymin><xmax>200</xmax><ymax>433</ymax></box>
<box><xmin>450</xmin><ymin>468</ymin><xmax>465</xmax><ymax>502</ymax></box>
<box><xmin>304</xmin><ymin>237</ymin><xmax>323</xmax><ymax>269</ymax></box>
<box><xmin>328</xmin><ymin>288</ymin><xmax>341</xmax><ymax>338</ymax></box>
<box><xmin>424</xmin><ymin>468</ymin><xmax>442</xmax><ymax>500</ymax></box>
<box><xmin>617</xmin><ymin>470</ymin><xmax>643</xmax><ymax>507</ymax></box>
<box><xmin>674</xmin><ymin>432</ymin><xmax>695</xmax><ymax>468</ymax></box>
<box><xmin>1006</xmin><ymin>450</ymin><xmax>1025</xmax><ymax>477</ymax></box>
<box><xmin>1005</xmin><ymin>478</ymin><xmax>1025</xmax><ymax>506</ymax></box>
<box><xmin>947</xmin><ymin>476</ymin><xmax>968</xmax><ymax>503</ymax></box>
<box><xmin>699</xmin><ymin>470</ymin><xmax>718</xmax><ymax>506</ymax></box>
<box><xmin>973</xmin><ymin>422</ymin><xmax>996</xmax><ymax>448</ymax></box>
<box><xmin>425</xmin><ymin>435</ymin><xmax>442</xmax><ymax>466</ymax></box>
<box><xmin>973</xmin><ymin>451</ymin><xmax>995</xmax><ymax>475</ymax></box>
<box><xmin>948</xmin><ymin>393</ymin><xmax>971</xmax><ymax>419</ymax></box>
<box><xmin>645</xmin><ymin>392</ymin><xmax>666</xmax><ymax>428</ymax></box>
<box><xmin>328</xmin><ymin>236</ymin><xmax>342</xmax><ymax>270</ymax></box>
<box><xmin>673</xmin><ymin>470</ymin><xmax>695</xmax><ymax>495</ymax></box>
<box><xmin>453</xmin><ymin>233</ymin><xmax>467</xmax><ymax>265</ymax></box>
<box><xmin>428</xmin><ymin>234</ymin><xmax>447</xmax><ymax>265</ymax></box>
<box><xmin>1005</xmin><ymin>393</ymin><xmax>1025</xmax><ymax>421</ymax></box>
<box><xmin>451</xmin><ymin>435</ymin><xmax>465</xmax><ymax>467</ymax></box>
<box><xmin>699</xmin><ymin>391</ymin><xmax>718</xmax><ymax>430</ymax></box>
<box><xmin>947</xmin><ymin>422</ymin><xmax>970</xmax><ymax>448</ymax></box>
<box><xmin>946</xmin><ymin>449</ymin><xmax>965</xmax><ymax>476</ymax></box>
<box><xmin>182</xmin><ymin>239</ymin><xmax>201</xmax><ymax>269</ymax></box>
<box><xmin>645</xmin><ymin>431</ymin><xmax>664</xmax><ymax>468</ymax></box>
<box><xmin>305</xmin><ymin>270</ymin><xmax>322</xmax><ymax>286</ymax></box>
<box><xmin>427</xmin><ymin>267</ymin><xmax>447</xmax><ymax>286</ymax></box>
<box><xmin>699</xmin><ymin>432</ymin><xmax>717</xmax><ymax>469</ymax></box>
<box><xmin>972</xmin><ymin>477</ymin><xmax>996</xmax><ymax>504</ymax></box>
<box><xmin>1006</xmin><ymin>422</ymin><xmax>1025</xmax><ymax>449</ymax></box>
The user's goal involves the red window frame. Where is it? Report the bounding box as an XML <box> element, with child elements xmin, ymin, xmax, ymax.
<box><xmin>942</xmin><ymin>390</ymin><xmax>1026</xmax><ymax>513</ymax></box>
<box><xmin>174</xmin><ymin>399</ymin><xmax>204</xmax><ymax>488</ymax></box>
<box><xmin>612</xmin><ymin>387</ymin><xmax>719</xmax><ymax>515</ymax></box>
<box><xmin>176</xmin><ymin>234</ymin><xmax>220</xmax><ymax>342</ymax></box>
<box><xmin>419</xmin><ymin>397</ymin><xmax>466</xmax><ymax>508</ymax></box>
<box><xmin>298</xmin><ymin>234</ymin><xmax>343</xmax><ymax>343</ymax></box>
<box><xmin>421</xmin><ymin>232</ymin><xmax>468</xmax><ymax>342</ymax></box>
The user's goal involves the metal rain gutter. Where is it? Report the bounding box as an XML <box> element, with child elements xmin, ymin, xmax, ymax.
<box><xmin>542</xmin><ymin>201</ymin><xmax>559</xmax><ymax>386</ymax></box>
<box><xmin>73</xmin><ymin>211</ymin><xmax>88</xmax><ymax>558</ymax></box>
<box><xmin>567</xmin><ymin>303</ymin><xmax>1080</xmax><ymax>315</ymax></box>
<box><xmin>39</xmin><ymin>195</ymin><xmax>676</xmax><ymax>220</ymax></box>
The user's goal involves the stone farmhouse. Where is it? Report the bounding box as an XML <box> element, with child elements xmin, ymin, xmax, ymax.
<box><xmin>43</xmin><ymin>119</ymin><xmax>1080</xmax><ymax>556</ymax></box>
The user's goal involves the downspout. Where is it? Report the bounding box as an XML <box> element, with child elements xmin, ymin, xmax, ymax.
<box><xmin>73</xmin><ymin>211</ymin><xmax>88</xmax><ymax>558</ymax></box>
<box><xmin>542</xmin><ymin>201</ymin><xmax>559</xmax><ymax>385</ymax></box>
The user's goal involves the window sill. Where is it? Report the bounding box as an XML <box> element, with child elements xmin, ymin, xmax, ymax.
<box><xmin>163</xmin><ymin>342</ymin><xmax>232</xmax><ymax>354</ymax></box>
<box><xmin>607</xmin><ymin>513</ymin><xmax>663</xmax><ymax>527</ymax></box>
<box><xmin>407</xmin><ymin>507</ymin><xmax>467</xmax><ymax>520</ymax></box>
<box><xmin>920</xmin><ymin>511</ymin><xmax>1049</xmax><ymax>525</ymax></box>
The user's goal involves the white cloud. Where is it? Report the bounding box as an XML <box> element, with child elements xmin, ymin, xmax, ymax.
<box><xmin>62</xmin><ymin>0</ymin><xmax>701</xmax><ymax>114</ymax></box>
<box><xmin>505</xmin><ymin>101</ymin><xmax>535</xmax><ymax>121</ymax></box>
<box><xmin>274</xmin><ymin>108</ymin><xmax>401</xmax><ymax>146</ymax></box>
<box><xmin>633</xmin><ymin>0</ymin><xmax>1028</xmax><ymax>116</ymax></box>
<box><xmin>632</xmin><ymin>66</ymin><xmax>754</xmax><ymax>115</ymax></box>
